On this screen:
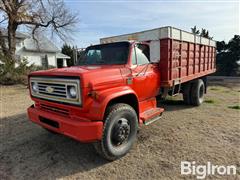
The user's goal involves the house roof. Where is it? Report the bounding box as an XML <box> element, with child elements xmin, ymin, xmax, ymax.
<box><xmin>0</xmin><ymin>29</ymin><xmax>58</xmax><ymax>53</ymax></box>
<box><xmin>56</xmin><ymin>52</ymin><xmax>71</xmax><ymax>59</ymax></box>
<box><xmin>0</xmin><ymin>28</ymin><xmax>28</xmax><ymax>39</ymax></box>
<box><xmin>23</xmin><ymin>36</ymin><xmax>60</xmax><ymax>53</ymax></box>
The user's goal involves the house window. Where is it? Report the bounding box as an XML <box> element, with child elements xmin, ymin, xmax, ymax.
<box><xmin>41</xmin><ymin>55</ymin><xmax>49</xmax><ymax>68</ymax></box>
<box><xmin>16</xmin><ymin>42</ymin><xmax>22</xmax><ymax>48</ymax></box>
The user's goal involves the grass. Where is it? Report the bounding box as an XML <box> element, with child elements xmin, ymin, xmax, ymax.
<box><xmin>210</xmin><ymin>87</ymin><xmax>220</xmax><ymax>91</ymax></box>
<box><xmin>228</xmin><ymin>105</ymin><xmax>240</xmax><ymax>110</ymax></box>
<box><xmin>204</xmin><ymin>99</ymin><xmax>215</xmax><ymax>104</ymax></box>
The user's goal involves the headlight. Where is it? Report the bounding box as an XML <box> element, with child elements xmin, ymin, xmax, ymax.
<box><xmin>68</xmin><ymin>86</ymin><xmax>77</xmax><ymax>98</ymax></box>
<box><xmin>31</xmin><ymin>82</ymin><xmax>38</xmax><ymax>92</ymax></box>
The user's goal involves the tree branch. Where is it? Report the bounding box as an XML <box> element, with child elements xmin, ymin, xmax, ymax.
<box><xmin>0</xmin><ymin>0</ymin><xmax>78</xmax><ymax>61</ymax></box>
<box><xmin>0</xmin><ymin>16</ymin><xmax>7</xmax><ymax>24</ymax></box>
<box><xmin>1</xmin><ymin>0</ymin><xmax>11</xmax><ymax>14</ymax></box>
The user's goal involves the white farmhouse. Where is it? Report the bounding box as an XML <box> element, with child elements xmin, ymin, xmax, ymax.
<box><xmin>0</xmin><ymin>29</ymin><xmax>70</xmax><ymax>68</ymax></box>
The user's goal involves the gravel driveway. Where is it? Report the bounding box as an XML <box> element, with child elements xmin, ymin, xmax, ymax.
<box><xmin>0</xmin><ymin>84</ymin><xmax>239</xmax><ymax>180</ymax></box>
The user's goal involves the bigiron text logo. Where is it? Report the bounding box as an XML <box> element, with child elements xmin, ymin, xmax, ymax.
<box><xmin>181</xmin><ymin>161</ymin><xmax>237</xmax><ymax>179</ymax></box>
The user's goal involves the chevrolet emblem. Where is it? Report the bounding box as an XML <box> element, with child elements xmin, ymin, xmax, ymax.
<box><xmin>46</xmin><ymin>86</ymin><xmax>54</xmax><ymax>93</ymax></box>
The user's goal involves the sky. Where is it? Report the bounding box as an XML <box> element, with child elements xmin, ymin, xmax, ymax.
<box><xmin>62</xmin><ymin>0</ymin><xmax>239</xmax><ymax>48</ymax></box>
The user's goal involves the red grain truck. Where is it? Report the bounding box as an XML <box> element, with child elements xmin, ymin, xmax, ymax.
<box><xmin>27</xmin><ymin>26</ymin><xmax>216</xmax><ymax>160</ymax></box>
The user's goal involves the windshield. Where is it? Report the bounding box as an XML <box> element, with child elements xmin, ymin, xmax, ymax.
<box><xmin>78</xmin><ymin>42</ymin><xmax>129</xmax><ymax>65</ymax></box>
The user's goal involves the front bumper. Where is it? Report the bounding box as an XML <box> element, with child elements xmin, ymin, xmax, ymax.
<box><xmin>27</xmin><ymin>105</ymin><xmax>103</xmax><ymax>143</ymax></box>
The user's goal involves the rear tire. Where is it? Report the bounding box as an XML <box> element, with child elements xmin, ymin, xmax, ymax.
<box><xmin>93</xmin><ymin>103</ymin><xmax>138</xmax><ymax>161</ymax></box>
<box><xmin>190</xmin><ymin>79</ymin><xmax>205</xmax><ymax>106</ymax></box>
<box><xmin>183</xmin><ymin>82</ymin><xmax>192</xmax><ymax>105</ymax></box>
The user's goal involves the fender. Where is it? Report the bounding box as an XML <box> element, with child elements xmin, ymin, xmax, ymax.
<box><xmin>88</xmin><ymin>86</ymin><xmax>139</xmax><ymax>121</ymax></box>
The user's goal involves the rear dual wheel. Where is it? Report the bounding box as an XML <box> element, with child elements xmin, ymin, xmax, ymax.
<box><xmin>93</xmin><ymin>103</ymin><xmax>138</xmax><ymax>161</ymax></box>
<box><xmin>183</xmin><ymin>79</ymin><xmax>205</xmax><ymax>106</ymax></box>
<box><xmin>183</xmin><ymin>82</ymin><xmax>192</xmax><ymax>105</ymax></box>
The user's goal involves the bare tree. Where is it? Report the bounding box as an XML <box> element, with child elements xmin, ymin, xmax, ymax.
<box><xmin>0</xmin><ymin>0</ymin><xmax>78</xmax><ymax>63</ymax></box>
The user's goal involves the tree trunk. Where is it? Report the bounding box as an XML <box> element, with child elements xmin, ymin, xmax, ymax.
<box><xmin>0</xmin><ymin>31</ymin><xmax>8</xmax><ymax>58</ymax></box>
<box><xmin>7</xmin><ymin>19</ymin><xmax>17</xmax><ymax>63</ymax></box>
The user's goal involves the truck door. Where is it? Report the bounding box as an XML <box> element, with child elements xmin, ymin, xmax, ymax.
<box><xmin>130</xmin><ymin>44</ymin><xmax>160</xmax><ymax>101</ymax></box>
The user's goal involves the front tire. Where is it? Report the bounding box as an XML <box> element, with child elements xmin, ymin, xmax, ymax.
<box><xmin>94</xmin><ymin>103</ymin><xmax>138</xmax><ymax>161</ymax></box>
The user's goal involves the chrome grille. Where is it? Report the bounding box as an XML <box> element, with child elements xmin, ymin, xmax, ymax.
<box><xmin>37</xmin><ymin>82</ymin><xmax>67</xmax><ymax>98</ymax></box>
<box><xmin>30</xmin><ymin>77</ymin><xmax>81</xmax><ymax>105</ymax></box>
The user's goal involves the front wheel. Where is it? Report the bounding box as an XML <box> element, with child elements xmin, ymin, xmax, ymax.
<box><xmin>93</xmin><ymin>103</ymin><xmax>138</xmax><ymax>161</ymax></box>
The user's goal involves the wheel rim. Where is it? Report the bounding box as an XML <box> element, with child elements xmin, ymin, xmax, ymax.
<box><xmin>199</xmin><ymin>84</ymin><xmax>204</xmax><ymax>99</ymax></box>
<box><xmin>111</xmin><ymin>118</ymin><xmax>130</xmax><ymax>147</ymax></box>
<box><xmin>198</xmin><ymin>83</ymin><xmax>205</xmax><ymax>104</ymax></box>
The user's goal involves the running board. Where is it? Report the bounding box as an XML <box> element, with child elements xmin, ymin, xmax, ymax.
<box><xmin>143</xmin><ymin>114</ymin><xmax>162</xmax><ymax>125</ymax></box>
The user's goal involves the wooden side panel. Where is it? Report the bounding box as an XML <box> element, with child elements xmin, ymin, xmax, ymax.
<box><xmin>159</xmin><ymin>39</ymin><xmax>171</xmax><ymax>83</ymax></box>
<box><xmin>160</xmin><ymin>38</ymin><xmax>216</xmax><ymax>87</ymax></box>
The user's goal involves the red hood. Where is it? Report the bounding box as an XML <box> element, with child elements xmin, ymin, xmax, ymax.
<box><xmin>30</xmin><ymin>66</ymin><xmax>106</xmax><ymax>76</ymax></box>
<box><xmin>30</xmin><ymin>65</ymin><xmax>130</xmax><ymax>88</ymax></box>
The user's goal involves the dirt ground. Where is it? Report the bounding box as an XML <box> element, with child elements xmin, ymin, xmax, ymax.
<box><xmin>0</xmin><ymin>83</ymin><xmax>239</xmax><ymax>180</ymax></box>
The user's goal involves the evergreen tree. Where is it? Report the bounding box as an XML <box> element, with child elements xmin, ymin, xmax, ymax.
<box><xmin>216</xmin><ymin>35</ymin><xmax>240</xmax><ymax>76</ymax></box>
<box><xmin>61</xmin><ymin>43</ymin><xmax>74</xmax><ymax>66</ymax></box>
<box><xmin>191</xmin><ymin>26</ymin><xmax>200</xmax><ymax>35</ymax></box>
